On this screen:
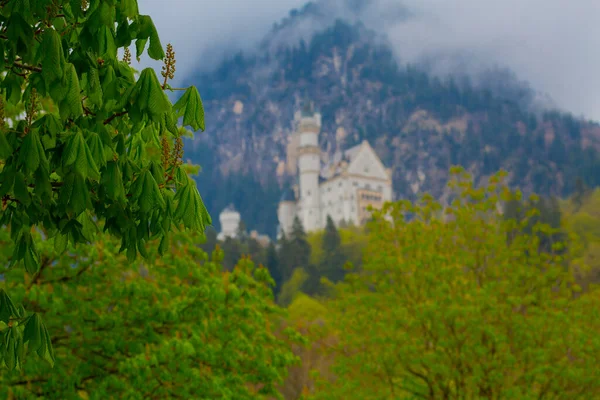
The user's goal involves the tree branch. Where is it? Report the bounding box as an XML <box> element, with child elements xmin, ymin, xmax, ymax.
<box><xmin>103</xmin><ymin>111</ymin><xmax>127</xmax><ymax>125</ymax></box>
<box><xmin>11</xmin><ymin>61</ymin><xmax>42</xmax><ymax>73</ymax></box>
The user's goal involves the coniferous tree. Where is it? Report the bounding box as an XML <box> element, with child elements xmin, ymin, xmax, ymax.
<box><xmin>320</xmin><ymin>215</ymin><xmax>346</xmax><ymax>283</ymax></box>
<box><xmin>278</xmin><ymin>217</ymin><xmax>311</xmax><ymax>286</ymax></box>
<box><xmin>221</xmin><ymin>237</ymin><xmax>244</xmax><ymax>271</ymax></box>
<box><xmin>289</xmin><ymin>216</ymin><xmax>311</xmax><ymax>269</ymax></box>
<box><xmin>573</xmin><ymin>177</ymin><xmax>590</xmax><ymax>209</ymax></box>
<box><xmin>199</xmin><ymin>226</ymin><xmax>218</xmax><ymax>255</ymax></box>
<box><xmin>266</xmin><ymin>242</ymin><xmax>282</xmax><ymax>294</ymax></box>
<box><xmin>236</xmin><ymin>220</ymin><xmax>247</xmax><ymax>240</ymax></box>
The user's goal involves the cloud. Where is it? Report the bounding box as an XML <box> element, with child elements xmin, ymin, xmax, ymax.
<box><xmin>137</xmin><ymin>0</ymin><xmax>306</xmax><ymax>79</ymax></box>
<box><xmin>137</xmin><ymin>0</ymin><xmax>600</xmax><ymax>121</ymax></box>
<box><xmin>385</xmin><ymin>0</ymin><xmax>600</xmax><ymax>121</ymax></box>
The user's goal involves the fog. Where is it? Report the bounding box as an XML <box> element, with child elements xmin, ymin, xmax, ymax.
<box><xmin>138</xmin><ymin>0</ymin><xmax>600</xmax><ymax>121</ymax></box>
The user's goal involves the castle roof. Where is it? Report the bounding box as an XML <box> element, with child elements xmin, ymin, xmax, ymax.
<box><xmin>222</xmin><ymin>203</ymin><xmax>238</xmax><ymax>213</ymax></box>
<box><xmin>320</xmin><ymin>141</ymin><xmax>364</xmax><ymax>180</ymax></box>
<box><xmin>301</xmin><ymin>100</ymin><xmax>316</xmax><ymax>117</ymax></box>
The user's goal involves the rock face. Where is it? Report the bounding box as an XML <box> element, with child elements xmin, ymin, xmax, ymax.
<box><xmin>186</xmin><ymin>2</ymin><xmax>600</xmax><ymax>237</ymax></box>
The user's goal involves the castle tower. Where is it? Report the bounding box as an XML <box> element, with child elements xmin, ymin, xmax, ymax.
<box><xmin>217</xmin><ymin>204</ymin><xmax>241</xmax><ymax>240</ymax></box>
<box><xmin>297</xmin><ymin>102</ymin><xmax>322</xmax><ymax>232</ymax></box>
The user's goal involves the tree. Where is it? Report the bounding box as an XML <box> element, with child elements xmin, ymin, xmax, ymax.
<box><xmin>289</xmin><ymin>216</ymin><xmax>311</xmax><ymax>270</ymax></box>
<box><xmin>319</xmin><ymin>215</ymin><xmax>346</xmax><ymax>284</ymax></box>
<box><xmin>314</xmin><ymin>168</ymin><xmax>600</xmax><ymax>399</ymax></box>
<box><xmin>0</xmin><ymin>0</ymin><xmax>210</xmax><ymax>369</ymax></box>
<box><xmin>0</xmin><ymin>226</ymin><xmax>299</xmax><ymax>398</ymax></box>
<box><xmin>265</xmin><ymin>242</ymin><xmax>282</xmax><ymax>294</ymax></box>
<box><xmin>278</xmin><ymin>217</ymin><xmax>311</xmax><ymax>284</ymax></box>
<box><xmin>237</xmin><ymin>219</ymin><xmax>247</xmax><ymax>240</ymax></box>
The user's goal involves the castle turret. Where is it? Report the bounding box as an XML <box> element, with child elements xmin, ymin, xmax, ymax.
<box><xmin>297</xmin><ymin>102</ymin><xmax>322</xmax><ymax>232</ymax></box>
<box><xmin>217</xmin><ymin>204</ymin><xmax>241</xmax><ymax>240</ymax></box>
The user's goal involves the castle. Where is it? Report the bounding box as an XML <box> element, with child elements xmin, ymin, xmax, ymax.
<box><xmin>277</xmin><ymin>104</ymin><xmax>393</xmax><ymax>237</ymax></box>
<box><xmin>217</xmin><ymin>204</ymin><xmax>271</xmax><ymax>247</ymax></box>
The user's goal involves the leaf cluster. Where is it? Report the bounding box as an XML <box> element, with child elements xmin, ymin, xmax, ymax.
<box><xmin>0</xmin><ymin>0</ymin><xmax>210</xmax><ymax>369</ymax></box>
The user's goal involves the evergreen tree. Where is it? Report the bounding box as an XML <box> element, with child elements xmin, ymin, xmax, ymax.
<box><xmin>221</xmin><ymin>237</ymin><xmax>244</xmax><ymax>271</ymax></box>
<box><xmin>199</xmin><ymin>226</ymin><xmax>218</xmax><ymax>255</ymax></box>
<box><xmin>573</xmin><ymin>177</ymin><xmax>590</xmax><ymax>209</ymax></box>
<box><xmin>236</xmin><ymin>219</ymin><xmax>247</xmax><ymax>240</ymax></box>
<box><xmin>278</xmin><ymin>217</ymin><xmax>311</xmax><ymax>285</ymax></box>
<box><xmin>289</xmin><ymin>216</ymin><xmax>311</xmax><ymax>269</ymax></box>
<box><xmin>320</xmin><ymin>216</ymin><xmax>346</xmax><ymax>283</ymax></box>
<box><xmin>265</xmin><ymin>243</ymin><xmax>282</xmax><ymax>294</ymax></box>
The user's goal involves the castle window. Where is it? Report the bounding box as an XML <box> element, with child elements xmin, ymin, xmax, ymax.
<box><xmin>307</xmin><ymin>190</ymin><xmax>311</xmax><ymax>196</ymax></box>
<box><xmin>364</xmin><ymin>166</ymin><xmax>369</xmax><ymax>173</ymax></box>
<box><xmin>378</xmin><ymin>185</ymin><xmax>382</xmax><ymax>191</ymax></box>
<box><xmin>365</xmin><ymin>184</ymin><xmax>371</xmax><ymax>190</ymax></box>
<box><xmin>339</xmin><ymin>182</ymin><xmax>342</xmax><ymax>187</ymax></box>
<box><xmin>353</xmin><ymin>182</ymin><xmax>358</xmax><ymax>187</ymax></box>
<box><xmin>328</xmin><ymin>187</ymin><xmax>331</xmax><ymax>192</ymax></box>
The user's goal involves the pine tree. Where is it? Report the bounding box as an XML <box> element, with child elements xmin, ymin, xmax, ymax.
<box><xmin>289</xmin><ymin>216</ymin><xmax>311</xmax><ymax>269</ymax></box>
<box><xmin>320</xmin><ymin>215</ymin><xmax>346</xmax><ymax>284</ymax></box>
<box><xmin>277</xmin><ymin>217</ymin><xmax>311</xmax><ymax>285</ymax></box>
<box><xmin>265</xmin><ymin>242</ymin><xmax>282</xmax><ymax>294</ymax></box>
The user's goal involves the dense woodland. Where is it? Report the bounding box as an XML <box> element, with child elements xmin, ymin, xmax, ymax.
<box><xmin>2</xmin><ymin>1</ymin><xmax>600</xmax><ymax>399</ymax></box>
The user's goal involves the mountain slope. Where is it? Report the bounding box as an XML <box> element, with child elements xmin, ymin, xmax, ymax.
<box><xmin>185</xmin><ymin>6</ymin><xmax>600</xmax><ymax>237</ymax></box>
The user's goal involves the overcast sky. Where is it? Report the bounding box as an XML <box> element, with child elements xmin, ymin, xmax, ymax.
<box><xmin>139</xmin><ymin>0</ymin><xmax>600</xmax><ymax>122</ymax></box>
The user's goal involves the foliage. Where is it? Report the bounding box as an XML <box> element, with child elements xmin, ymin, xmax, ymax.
<box><xmin>561</xmin><ymin>188</ymin><xmax>600</xmax><ymax>288</ymax></box>
<box><xmin>278</xmin><ymin>268</ymin><xmax>309</xmax><ymax>307</ymax></box>
<box><xmin>0</xmin><ymin>0</ymin><xmax>209</xmax><ymax>368</ymax></box>
<box><xmin>313</xmin><ymin>167</ymin><xmax>600</xmax><ymax>399</ymax></box>
<box><xmin>318</xmin><ymin>216</ymin><xmax>346</xmax><ymax>284</ymax></box>
<box><xmin>0</xmin><ymin>227</ymin><xmax>299</xmax><ymax>398</ymax></box>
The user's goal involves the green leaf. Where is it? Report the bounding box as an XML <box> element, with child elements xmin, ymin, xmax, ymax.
<box><xmin>54</xmin><ymin>233</ymin><xmax>68</xmax><ymax>254</ymax></box>
<box><xmin>0</xmin><ymin>290</ymin><xmax>19</xmax><ymax>325</ymax></box>
<box><xmin>13</xmin><ymin>171</ymin><xmax>31</xmax><ymax>206</ymax></box>
<box><xmin>87</xmin><ymin>67</ymin><xmax>103</xmax><ymax>108</ymax></box>
<box><xmin>98</xmin><ymin>25</ymin><xmax>117</xmax><ymax>60</ymax></box>
<box><xmin>86</xmin><ymin>131</ymin><xmax>107</xmax><ymax>169</ymax></box>
<box><xmin>135</xmin><ymin>37</ymin><xmax>148</xmax><ymax>60</ymax></box>
<box><xmin>132</xmin><ymin>15</ymin><xmax>164</xmax><ymax>60</ymax></box>
<box><xmin>59</xmin><ymin>172</ymin><xmax>91</xmax><ymax>216</ymax></box>
<box><xmin>23</xmin><ymin>313</ymin><xmax>55</xmax><ymax>367</ymax></box>
<box><xmin>18</xmin><ymin>129</ymin><xmax>47</xmax><ymax>173</ymax></box>
<box><xmin>62</xmin><ymin>130</ymin><xmax>100</xmax><ymax>180</ymax></box>
<box><xmin>133</xmin><ymin>169</ymin><xmax>165</xmax><ymax>214</ymax></box>
<box><xmin>173</xmin><ymin>86</ymin><xmax>205</xmax><ymax>131</ymax></box>
<box><xmin>128</xmin><ymin>68</ymin><xmax>169</xmax><ymax>122</ymax></box>
<box><xmin>39</xmin><ymin>28</ymin><xmax>65</xmax><ymax>84</ymax></box>
<box><xmin>119</xmin><ymin>0</ymin><xmax>139</xmax><ymax>19</ymax></box>
<box><xmin>58</xmin><ymin>63</ymin><xmax>84</xmax><ymax>120</ymax></box>
<box><xmin>174</xmin><ymin>177</ymin><xmax>211</xmax><ymax>231</ymax></box>
<box><xmin>0</xmin><ymin>132</ymin><xmax>13</xmax><ymax>159</ymax></box>
<box><xmin>101</xmin><ymin>161</ymin><xmax>126</xmax><ymax>203</ymax></box>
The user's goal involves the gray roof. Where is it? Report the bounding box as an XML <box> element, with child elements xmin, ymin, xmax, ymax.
<box><xmin>320</xmin><ymin>142</ymin><xmax>364</xmax><ymax>180</ymax></box>
<box><xmin>222</xmin><ymin>203</ymin><xmax>237</xmax><ymax>213</ymax></box>
<box><xmin>301</xmin><ymin>100</ymin><xmax>315</xmax><ymax>117</ymax></box>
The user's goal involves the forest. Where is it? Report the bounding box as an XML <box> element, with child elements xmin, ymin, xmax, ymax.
<box><xmin>1</xmin><ymin>1</ymin><xmax>600</xmax><ymax>399</ymax></box>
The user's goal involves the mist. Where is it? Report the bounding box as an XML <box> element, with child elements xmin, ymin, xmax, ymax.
<box><xmin>138</xmin><ymin>0</ymin><xmax>600</xmax><ymax>122</ymax></box>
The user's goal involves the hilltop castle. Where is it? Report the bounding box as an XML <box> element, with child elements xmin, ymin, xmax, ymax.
<box><xmin>277</xmin><ymin>104</ymin><xmax>393</xmax><ymax>237</ymax></box>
